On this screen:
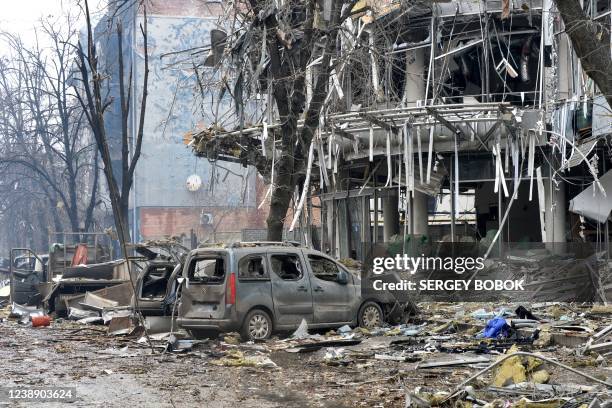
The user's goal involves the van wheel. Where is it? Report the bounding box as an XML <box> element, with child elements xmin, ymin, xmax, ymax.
<box><xmin>241</xmin><ymin>309</ymin><xmax>272</xmax><ymax>341</ymax></box>
<box><xmin>358</xmin><ymin>302</ymin><xmax>383</xmax><ymax>329</ymax></box>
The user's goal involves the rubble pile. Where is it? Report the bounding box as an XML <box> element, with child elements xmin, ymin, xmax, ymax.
<box><xmin>1</xmin><ymin>300</ymin><xmax>610</xmax><ymax>406</ymax></box>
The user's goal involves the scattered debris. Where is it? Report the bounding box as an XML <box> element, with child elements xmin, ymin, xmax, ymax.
<box><xmin>108</xmin><ymin>316</ymin><xmax>135</xmax><ymax>336</ymax></box>
<box><xmin>212</xmin><ymin>349</ymin><xmax>278</xmax><ymax>369</ymax></box>
<box><xmin>30</xmin><ymin>314</ymin><xmax>51</xmax><ymax>327</ymax></box>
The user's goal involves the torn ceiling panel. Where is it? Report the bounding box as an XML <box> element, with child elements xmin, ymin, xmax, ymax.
<box><xmin>565</xmin><ymin>138</ymin><xmax>598</xmax><ymax>169</ymax></box>
<box><xmin>592</xmin><ymin>95</ymin><xmax>612</xmax><ymax>138</ymax></box>
<box><xmin>569</xmin><ymin>169</ymin><xmax>612</xmax><ymax>223</ymax></box>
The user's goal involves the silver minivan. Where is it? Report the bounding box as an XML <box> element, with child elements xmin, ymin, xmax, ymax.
<box><xmin>176</xmin><ymin>242</ymin><xmax>402</xmax><ymax>341</ymax></box>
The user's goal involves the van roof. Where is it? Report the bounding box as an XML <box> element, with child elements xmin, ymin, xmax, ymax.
<box><xmin>197</xmin><ymin>241</ymin><xmax>302</xmax><ymax>249</ymax></box>
<box><xmin>188</xmin><ymin>242</ymin><xmax>332</xmax><ymax>258</ymax></box>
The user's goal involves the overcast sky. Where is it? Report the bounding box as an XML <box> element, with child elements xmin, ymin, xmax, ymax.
<box><xmin>0</xmin><ymin>0</ymin><xmax>106</xmax><ymax>54</ymax></box>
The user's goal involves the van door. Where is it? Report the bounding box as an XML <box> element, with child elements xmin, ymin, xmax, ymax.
<box><xmin>10</xmin><ymin>249</ymin><xmax>45</xmax><ymax>305</ymax></box>
<box><xmin>307</xmin><ymin>254</ymin><xmax>355</xmax><ymax>324</ymax></box>
<box><xmin>236</xmin><ymin>253</ymin><xmax>273</xmax><ymax>315</ymax></box>
<box><xmin>179</xmin><ymin>252</ymin><xmax>228</xmax><ymax>320</ymax></box>
<box><xmin>268</xmin><ymin>252</ymin><xmax>314</xmax><ymax>326</ymax></box>
<box><xmin>135</xmin><ymin>263</ymin><xmax>178</xmax><ymax>316</ymax></box>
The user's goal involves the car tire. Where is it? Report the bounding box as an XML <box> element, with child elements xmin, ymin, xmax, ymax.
<box><xmin>358</xmin><ymin>301</ymin><xmax>383</xmax><ymax>329</ymax></box>
<box><xmin>241</xmin><ymin>309</ymin><xmax>272</xmax><ymax>341</ymax></box>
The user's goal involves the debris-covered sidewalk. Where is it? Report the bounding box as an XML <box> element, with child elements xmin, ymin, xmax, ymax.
<box><xmin>1</xmin><ymin>301</ymin><xmax>610</xmax><ymax>407</ymax></box>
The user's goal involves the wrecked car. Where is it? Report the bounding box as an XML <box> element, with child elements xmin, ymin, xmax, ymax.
<box><xmin>131</xmin><ymin>241</ymin><xmax>189</xmax><ymax>316</ymax></box>
<box><xmin>176</xmin><ymin>242</ymin><xmax>409</xmax><ymax>341</ymax></box>
<box><xmin>9</xmin><ymin>249</ymin><xmax>48</xmax><ymax>305</ymax></box>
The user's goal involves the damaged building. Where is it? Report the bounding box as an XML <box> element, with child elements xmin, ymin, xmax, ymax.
<box><xmin>192</xmin><ymin>0</ymin><xmax>612</xmax><ymax>270</ymax></box>
<box><xmin>312</xmin><ymin>0</ymin><xmax>612</xmax><ymax>258</ymax></box>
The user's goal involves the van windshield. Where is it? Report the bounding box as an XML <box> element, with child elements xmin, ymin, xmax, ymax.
<box><xmin>189</xmin><ymin>257</ymin><xmax>225</xmax><ymax>283</ymax></box>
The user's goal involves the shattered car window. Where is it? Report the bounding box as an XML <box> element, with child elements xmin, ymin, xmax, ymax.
<box><xmin>270</xmin><ymin>254</ymin><xmax>302</xmax><ymax>281</ymax></box>
<box><xmin>308</xmin><ymin>255</ymin><xmax>340</xmax><ymax>282</ymax></box>
<box><xmin>190</xmin><ymin>258</ymin><xmax>225</xmax><ymax>283</ymax></box>
<box><xmin>238</xmin><ymin>256</ymin><xmax>268</xmax><ymax>280</ymax></box>
<box><xmin>14</xmin><ymin>256</ymin><xmax>36</xmax><ymax>270</ymax></box>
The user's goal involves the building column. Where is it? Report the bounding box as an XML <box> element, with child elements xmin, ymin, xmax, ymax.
<box><xmin>411</xmin><ymin>191</ymin><xmax>429</xmax><ymax>237</ymax></box>
<box><xmin>544</xmin><ymin>179</ymin><xmax>566</xmax><ymax>253</ymax></box>
<box><xmin>382</xmin><ymin>194</ymin><xmax>400</xmax><ymax>242</ymax></box>
<box><xmin>557</xmin><ymin>35</ymin><xmax>570</xmax><ymax>101</ymax></box>
<box><xmin>403</xmin><ymin>48</ymin><xmax>429</xmax><ymax>238</ymax></box>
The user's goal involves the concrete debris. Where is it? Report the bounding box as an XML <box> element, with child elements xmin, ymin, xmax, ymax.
<box><xmin>222</xmin><ymin>332</ymin><xmax>241</xmax><ymax>345</ymax></box>
<box><xmin>0</xmin><ymin>299</ymin><xmax>610</xmax><ymax>406</ymax></box>
<box><xmin>211</xmin><ymin>349</ymin><xmax>278</xmax><ymax>369</ymax></box>
<box><xmin>77</xmin><ymin>316</ymin><xmax>104</xmax><ymax>325</ymax></box>
<box><xmin>80</xmin><ymin>292</ymin><xmax>120</xmax><ymax>311</ymax></box>
<box><xmin>68</xmin><ymin>307</ymin><xmax>99</xmax><ymax>321</ymax></box>
<box><xmin>417</xmin><ymin>356</ymin><xmax>491</xmax><ymax>369</ymax></box>
<box><xmin>101</xmin><ymin>308</ymin><xmax>132</xmax><ymax>324</ymax></box>
<box><xmin>143</xmin><ymin>316</ymin><xmax>173</xmax><ymax>334</ymax></box>
<box><xmin>291</xmin><ymin>318</ymin><xmax>311</xmax><ymax>339</ymax></box>
<box><xmin>107</xmin><ymin>316</ymin><xmax>135</xmax><ymax>336</ymax></box>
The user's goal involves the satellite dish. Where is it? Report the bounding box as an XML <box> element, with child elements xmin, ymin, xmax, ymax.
<box><xmin>186</xmin><ymin>174</ymin><xmax>202</xmax><ymax>192</ymax></box>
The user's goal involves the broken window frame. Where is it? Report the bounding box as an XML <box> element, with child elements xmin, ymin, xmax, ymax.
<box><xmin>188</xmin><ymin>256</ymin><xmax>226</xmax><ymax>284</ymax></box>
<box><xmin>308</xmin><ymin>254</ymin><xmax>341</xmax><ymax>283</ymax></box>
<box><xmin>269</xmin><ymin>254</ymin><xmax>304</xmax><ymax>281</ymax></box>
<box><xmin>238</xmin><ymin>254</ymin><xmax>270</xmax><ymax>281</ymax></box>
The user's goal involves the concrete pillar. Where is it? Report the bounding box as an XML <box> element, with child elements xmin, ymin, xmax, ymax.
<box><xmin>403</xmin><ymin>48</ymin><xmax>429</xmax><ymax>238</ymax></box>
<box><xmin>544</xmin><ymin>179</ymin><xmax>566</xmax><ymax>253</ymax></box>
<box><xmin>410</xmin><ymin>191</ymin><xmax>429</xmax><ymax>237</ymax></box>
<box><xmin>382</xmin><ymin>194</ymin><xmax>400</xmax><ymax>242</ymax></box>
<box><xmin>403</xmin><ymin>49</ymin><xmax>425</xmax><ymax>106</ymax></box>
<box><xmin>557</xmin><ymin>35</ymin><xmax>570</xmax><ymax>101</ymax></box>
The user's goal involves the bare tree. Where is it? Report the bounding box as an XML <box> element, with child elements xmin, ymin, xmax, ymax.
<box><xmin>0</xmin><ymin>15</ymin><xmax>101</xmax><ymax>246</ymax></box>
<box><xmin>74</xmin><ymin>0</ymin><xmax>149</xmax><ymax>248</ymax></box>
<box><xmin>191</xmin><ymin>0</ymin><xmax>357</xmax><ymax>241</ymax></box>
<box><xmin>555</xmin><ymin>0</ymin><xmax>612</xmax><ymax>107</ymax></box>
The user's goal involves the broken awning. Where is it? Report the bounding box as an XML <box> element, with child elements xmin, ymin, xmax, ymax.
<box><xmin>569</xmin><ymin>169</ymin><xmax>612</xmax><ymax>223</ymax></box>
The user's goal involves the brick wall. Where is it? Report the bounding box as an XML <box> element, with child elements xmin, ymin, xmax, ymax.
<box><xmin>139</xmin><ymin>177</ymin><xmax>322</xmax><ymax>242</ymax></box>
<box><xmin>139</xmin><ymin>175</ymin><xmax>269</xmax><ymax>241</ymax></box>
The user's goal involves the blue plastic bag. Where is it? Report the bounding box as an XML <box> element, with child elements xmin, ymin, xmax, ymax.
<box><xmin>479</xmin><ymin>317</ymin><xmax>511</xmax><ymax>338</ymax></box>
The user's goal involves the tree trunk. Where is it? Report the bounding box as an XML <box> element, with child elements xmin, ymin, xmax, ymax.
<box><xmin>266</xmin><ymin>170</ymin><xmax>294</xmax><ymax>241</ymax></box>
<box><xmin>555</xmin><ymin>0</ymin><xmax>612</xmax><ymax>107</ymax></box>
<box><xmin>119</xmin><ymin>195</ymin><xmax>131</xmax><ymax>243</ymax></box>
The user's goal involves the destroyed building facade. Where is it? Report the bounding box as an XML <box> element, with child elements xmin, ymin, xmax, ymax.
<box><xmin>183</xmin><ymin>0</ymin><xmax>612</xmax><ymax>260</ymax></box>
<box><xmin>192</xmin><ymin>0</ymin><xmax>612</xmax><ymax>261</ymax></box>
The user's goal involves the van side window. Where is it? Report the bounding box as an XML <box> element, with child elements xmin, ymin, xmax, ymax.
<box><xmin>238</xmin><ymin>256</ymin><xmax>268</xmax><ymax>280</ymax></box>
<box><xmin>189</xmin><ymin>258</ymin><xmax>225</xmax><ymax>283</ymax></box>
<box><xmin>308</xmin><ymin>255</ymin><xmax>340</xmax><ymax>282</ymax></box>
<box><xmin>270</xmin><ymin>254</ymin><xmax>303</xmax><ymax>281</ymax></box>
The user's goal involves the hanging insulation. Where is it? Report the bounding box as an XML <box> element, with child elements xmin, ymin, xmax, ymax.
<box><xmin>258</xmin><ymin>135</ymin><xmax>275</xmax><ymax>209</ymax></box>
<box><xmin>289</xmin><ymin>142</ymin><xmax>315</xmax><ymax>231</ymax></box>
<box><xmin>385</xmin><ymin>131</ymin><xmax>392</xmax><ymax>186</ymax></box>
<box><xmin>416</xmin><ymin>126</ymin><xmax>423</xmax><ymax>184</ymax></box>
<box><xmin>317</xmin><ymin>136</ymin><xmax>330</xmax><ymax>188</ymax></box>
<box><xmin>369</xmin><ymin>125</ymin><xmax>374</xmax><ymax>162</ymax></box>
<box><xmin>328</xmin><ymin>129</ymin><xmax>333</xmax><ymax>169</ymax></box>
<box><xmin>536</xmin><ymin>166</ymin><xmax>547</xmax><ymax>241</ymax></box>
<box><xmin>453</xmin><ymin>133</ymin><xmax>460</xmax><ymax>215</ymax></box>
<box><xmin>369</xmin><ymin>30</ymin><xmax>380</xmax><ymax>99</ymax></box>
<box><xmin>528</xmin><ymin>132</ymin><xmax>536</xmax><ymax>201</ymax></box>
<box><xmin>426</xmin><ymin>126</ymin><xmax>434</xmax><ymax>184</ymax></box>
<box><xmin>261</xmin><ymin>121</ymin><xmax>268</xmax><ymax>157</ymax></box>
<box><xmin>495</xmin><ymin>143</ymin><xmax>509</xmax><ymax>197</ymax></box>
